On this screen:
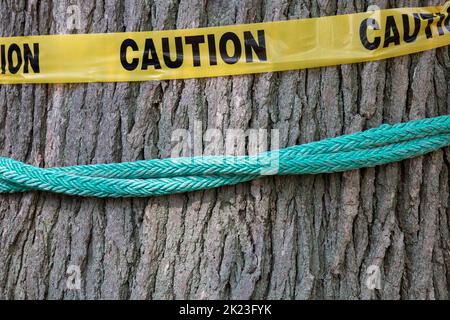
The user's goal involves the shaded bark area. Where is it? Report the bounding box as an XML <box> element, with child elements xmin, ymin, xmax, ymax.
<box><xmin>0</xmin><ymin>0</ymin><xmax>449</xmax><ymax>299</ymax></box>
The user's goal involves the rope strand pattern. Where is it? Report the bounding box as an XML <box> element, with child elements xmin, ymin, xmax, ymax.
<box><xmin>0</xmin><ymin>115</ymin><xmax>449</xmax><ymax>197</ymax></box>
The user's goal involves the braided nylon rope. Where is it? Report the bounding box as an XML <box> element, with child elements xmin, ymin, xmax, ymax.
<box><xmin>0</xmin><ymin>115</ymin><xmax>449</xmax><ymax>197</ymax></box>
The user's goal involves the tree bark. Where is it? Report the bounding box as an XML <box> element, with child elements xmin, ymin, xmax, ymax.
<box><xmin>0</xmin><ymin>0</ymin><xmax>449</xmax><ymax>300</ymax></box>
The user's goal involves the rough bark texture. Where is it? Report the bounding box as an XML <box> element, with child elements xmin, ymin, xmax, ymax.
<box><xmin>0</xmin><ymin>0</ymin><xmax>449</xmax><ymax>300</ymax></box>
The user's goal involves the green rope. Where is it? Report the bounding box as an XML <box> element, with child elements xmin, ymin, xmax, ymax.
<box><xmin>0</xmin><ymin>115</ymin><xmax>449</xmax><ymax>197</ymax></box>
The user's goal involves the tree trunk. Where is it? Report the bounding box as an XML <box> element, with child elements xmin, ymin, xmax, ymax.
<box><xmin>0</xmin><ymin>0</ymin><xmax>449</xmax><ymax>300</ymax></box>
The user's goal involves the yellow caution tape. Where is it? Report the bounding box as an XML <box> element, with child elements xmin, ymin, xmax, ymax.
<box><xmin>0</xmin><ymin>2</ymin><xmax>449</xmax><ymax>84</ymax></box>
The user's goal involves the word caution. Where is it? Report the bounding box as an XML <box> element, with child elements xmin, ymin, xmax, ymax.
<box><xmin>0</xmin><ymin>43</ymin><xmax>39</xmax><ymax>74</ymax></box>
<box><xmin>120</xmin><ymin>30</ymin><xmax>266</xmax><ymax>70</ymax></box>
<box><xmin>360</xmin><ymin>8</ymin><xmax>450</xmax><ymax>50</ymax></box>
